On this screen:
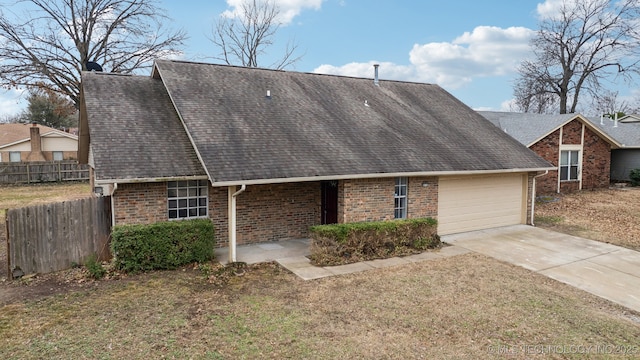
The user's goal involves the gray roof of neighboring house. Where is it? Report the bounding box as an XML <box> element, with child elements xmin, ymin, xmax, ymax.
<box><xmin>82</xmin><ymin>72</ymin><xmax>206</xmax><ymax>181</ymax></box>
<box><xmin>589</xmin><ymin>117</ymin><xmax>640</xmax><ymax>148</ymax></box>
<box><xmin>81</xmin><ymin>60</ymin><xmax>553</xmax><ymax>184</ymax></box>
<box><xmin>479</xmin><ymin>111</ymin><xmax>623</xmax><ymax>148</ymax></box>
<box><xmin>479</xmin><ymin>111</ymin><xmax>580</xmax><ymax>147</ymax></box>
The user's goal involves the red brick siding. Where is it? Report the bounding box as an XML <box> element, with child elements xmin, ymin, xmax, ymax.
<box><xmin>341</xmin><ymin>177</ymin><xmax>438</xmax><ymax>223</ymax></box>
<box><xmin>113</xmin><ymin>177</ymin><xmax>437</xmax><ymax>247</ymax></box>
<box><xmin>221</xmin><ymin>182</ymin><xmax>321</xmax><ymax>247</ymax></box>
<box><xmin>342</xmin><ymin>178</ymin><xmax>395</xmax><ymax>222</ymax></box>
<box><xmin>561</xmin><ymin>120</ymin><xmax>582</xmax><ymax>144</ymax></box>
<box><xmin>113</xmin><ymin>182</ymin><xmax>166</xmax><ymax>225</ymax></box>
<box><xmin>581</xmin><ymin>127</ymin><xmax>611</xmax><ymax>189</ymax></box>
<box><xmin>530</xmin><ymin>129</ymin><xmax>559</xmax><ymax>194</ymax></box>
<box><xmin>530</xmin><ymin>119</ymin><xmax>611</xmax><ymax>194</ymax></box>
<box><xmin>408</xmin><ymin>177</ymin><xmax>438</xmax><ymax>218</ymax></box>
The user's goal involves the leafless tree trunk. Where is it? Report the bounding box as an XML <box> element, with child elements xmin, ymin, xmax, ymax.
<box><xmin>0</xmin><ymin>0</ymin><xmax>186</xmax><ymax>108</ymax></box>
<box><xmin>210</xmin><ymin>0</ymin><xmax>302</xmax><ymax>70</ymax></box>
<box><xmin>513</xmin><ymin>0</ymin><xmax>640</xmax><ymax>114</ymax></box>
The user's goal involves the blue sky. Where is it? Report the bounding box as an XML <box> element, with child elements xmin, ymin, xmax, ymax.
<box><xmin>2</xmin><ymin>0</ymin><xmax>633</xmax><ymax>117</ymax></box>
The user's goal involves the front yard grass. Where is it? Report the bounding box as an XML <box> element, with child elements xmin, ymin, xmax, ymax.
<box><xmin>1</xmin><ymin>255</ymin><xmax>639</xmax><ymax>359</ymax></box>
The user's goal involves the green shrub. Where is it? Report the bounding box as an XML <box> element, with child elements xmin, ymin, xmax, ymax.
<box><xmin>630</xmin><ymin>169</ymin><xmax>640</xmax><ymax>186</ymax></box>
<box><xmin>309</xmin><ymin>218</ymin><xmax>439</xmax><ymax>266</ymax></box>
<box><xmin>85</xmin><ymin>253</ymin><xmax>106</xmax><ymax>279</ymax></box>
<box><xmin>111</xmin><ymin>219</ymin><xmax>215</xmax><ymax>273</ymax></box>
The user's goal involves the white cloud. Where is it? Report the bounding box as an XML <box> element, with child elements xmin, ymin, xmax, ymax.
<box><xmin>313</xmin><ymin>26</ymin><xmax>535</xmax><ymax>90</ymax></box>
<box><xmin>0</xmin><ymin>88</ymin><xmax>27</xmax><ymax>119</ymax></box>
<box><xmin>222</xmin><ymin>0</ymin><xmax>324</xmax><ymax>25</ymax></box>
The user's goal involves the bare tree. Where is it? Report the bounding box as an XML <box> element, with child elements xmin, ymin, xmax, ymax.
<box><xmin>586</xmin><ymin>89</ymin><xmax>632</xmax><ymax>116</ymax></box>
<box><xmin>0</xmin><ymin>0</ymin><xmax>187</xmax><ymax>108</ymax></box>
<box><xmin>514</xmin><ymin>0</ymin><xmax>640</xmax><ymax>114</ymax></box>
<box><xmin>210</xmin><ymin>0</ymin><xmax>302</xmax><ymax>70</ymax></box>
<box><xmin>511</xmin><ymin>70</ymin><xmax>558</xmax><ymax>114</ymax></box>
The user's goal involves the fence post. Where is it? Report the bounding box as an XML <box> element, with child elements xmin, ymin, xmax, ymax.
<box><xmin>26</xmin><ymin>163</ymin><xmax>30</xmax><ymax>184</ymax></box>
<box><xmin>5</xmin><ymin>209</ymin><xmax>10</xmax><ymax>280</ymax></box>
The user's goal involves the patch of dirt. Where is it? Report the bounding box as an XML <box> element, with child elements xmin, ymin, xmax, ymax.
<box><xmin>535</xmin><ymin>187</ymin><xmax>640</xmax><ymax>251</ymax></box>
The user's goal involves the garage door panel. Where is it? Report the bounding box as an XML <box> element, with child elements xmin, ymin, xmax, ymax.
<box><xmin>438</xmin><ymin>174</ymin><xmax>525</xmax><ymax>235</ymax></box>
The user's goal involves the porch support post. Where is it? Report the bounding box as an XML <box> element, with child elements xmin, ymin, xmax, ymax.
<box><xmin>227</xmin><ymin>184</ymin><xmax>246</xmax><ymax>263</ymax></box>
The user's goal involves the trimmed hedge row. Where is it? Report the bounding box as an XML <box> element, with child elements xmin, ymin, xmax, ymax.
<box><xmin>111</xmin><ymin>219</ymin><xmax>215</xmax><ymax>273</ymax></box>
<box><xmin>309</xmin><ymin>218</ymin><xmax>439</xmax><ymax>266</ymax></box>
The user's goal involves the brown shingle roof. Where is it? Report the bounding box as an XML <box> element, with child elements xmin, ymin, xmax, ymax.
<box><xmin>81</xmin><ymin>60</ymin><xmax>553</xmax><ymax>183</ymax></box>
<box><xmin>81</xmin><ymin>72</ymin><xmax>206</xmax><ymax>181</ymax></box>
<box><xmin>0</xmin><ymin>123</ymin><xmax>60</xmax><ymax>147</ymax></box>
<box><xmin>154</xmin><ymin>60</ymin><xmax>551</xmax><ymax>183</ymax></box>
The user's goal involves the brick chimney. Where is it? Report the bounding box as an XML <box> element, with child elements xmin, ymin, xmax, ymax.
<box><xmin>26</xmin><ymin>124</ymin><xmax>46</xmax><ymax>161</ymax></box>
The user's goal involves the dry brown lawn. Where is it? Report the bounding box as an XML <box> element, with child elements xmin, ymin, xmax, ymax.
<box><xmin>535</xmin><ymin>187</ymin><xmax>640</xmax><ymax>251</ymax></box>
<box><xmin>1</xmin><ymin>184</ymin><xmax>640</xmax><ymax>359</ymax></box>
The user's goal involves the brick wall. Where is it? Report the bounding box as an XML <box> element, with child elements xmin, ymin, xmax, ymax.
<box><xmin>113</xmin><ymin>182</ymin><xmax>166</xmax><ymax>225</ymax></box>
<box><xmin>529</xmin><ymin>119</ymin><xmax>611</xmax><ymax>194</ymax></box>
<box><xmin>408</xmin><ymin>177</ymin><xmax>438</xmax><ymax>218</ymax></box>
<box><xmin>530</xmin><ymin>129</ymin><xmax>559</xmax><ymax>194</ymax></box>
<box><xmin>113</xmin><ymin>177</ymin><xmax>438</xmax><ymax>247</ymax></box>
<box><xmin>341</xmin><ymin>177</ymin><xmax>438</xmax><ymax>223</ymax></box>
<box><xmin>581</xmin><ymin>127</ymin><xmax>611</xmax><ymax>189</ymax></box>
<box><xmin>562</xmin><ymin>119</ymin><xmax>582</xmax><ymax>144</ymax></box>
<box><xmin>214</xmin><ymin>182</ymin><xmax>321</xmax><ymax>247</ymax></box>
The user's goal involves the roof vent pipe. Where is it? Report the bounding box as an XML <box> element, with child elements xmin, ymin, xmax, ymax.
<box><xmin>373</xmin><ymin>64</ymin><xmax>379</xmax><ymax>86</ymax></box>
<box><xmin>615</xmin><ymin>112</ymin><xmax>618</xmax><ymax>128</ymax></box>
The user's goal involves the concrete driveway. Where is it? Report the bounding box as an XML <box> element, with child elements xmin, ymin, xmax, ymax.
<box><xmin>443</xmin><ymin>225</ymin><xmax>640</xmax><ymax>313</ymax></box>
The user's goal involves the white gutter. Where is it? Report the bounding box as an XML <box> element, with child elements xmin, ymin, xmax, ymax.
<box><xmin>94</xmin><ymin>175</ymin><xmax>208</xmax><ymax>185</ymax></box>
<box><xmin>212</xmin><ymin>167</ymin><xmax>556</xmax><ymax>187</ymax></box>
<box><xmin>228</xmin><ymin>184</ymin><xmax>246</xmax><ymax>263</ymax></box>
<box><xmin>530</xmin><ymin>171</ymin><xmax>549</xmax><ymax>226</ymax></box>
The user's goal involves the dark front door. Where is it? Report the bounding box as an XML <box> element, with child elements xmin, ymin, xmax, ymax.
<box><xmin>321</xmin><ymin>181</ymin><xmax>338</xmax><ymax>224</ymax></box>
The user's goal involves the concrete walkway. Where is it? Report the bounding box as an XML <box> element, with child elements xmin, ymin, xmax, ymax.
<box><xmin>214</xmin><ymin>225</ymin><xmax>640</xmax><ymax>313</ymax></box>
<box><xmin>214</xmin><ymin>238</ymin><xmax>471</xmax><ymax>280</ymax></box>
<box><xmin>443</xmin><ymin>225</ymin><xmax>640</xmax><ymax>313</ymax></box>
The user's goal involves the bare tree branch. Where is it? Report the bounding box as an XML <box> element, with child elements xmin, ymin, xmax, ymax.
<box><xmin>513</xmin><ymin>0</ymin><xmax>640</xmax><ymax>114</ymax></box>
<box><xmin>209</xmin><ymin>0</ymin><xmax>302</xmax><ymax>70</ymax></box>
<box><xmin>0</xmin><ymin>0</ymin><xmax>187</xmax><ymax>108</ymax></box>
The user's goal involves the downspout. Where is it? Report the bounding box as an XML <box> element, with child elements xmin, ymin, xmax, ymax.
<box><xmin>111</xmin><ymin>183</ymin><xmax>118</xmax><ymax>228</ymax></box>
<box><xmin>228</xmin><ymin>184</ymin><xmax>246</xmax><ymax>263</ymax></box>
<box><xmin>530</xmin><ymin>171</ymin><xmax>548</xmax><ymax>226</ymax></box>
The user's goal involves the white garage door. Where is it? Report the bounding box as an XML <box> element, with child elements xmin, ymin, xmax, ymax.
<box><xmin>438</xmin><ymin>174</ymin><xmax>526</xmax><ymax>235</ymax></box>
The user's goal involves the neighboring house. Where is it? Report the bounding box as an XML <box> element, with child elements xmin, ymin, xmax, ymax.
<box><xmin>79</xmin><ymin>60</ymin><xmax>553</xmax><ymax>261</ymax></box>
<box><xmin>590</xmin><ymin>116</ymin><xmax>640</xmax><ymax>181</ymax></box>
<box><xmin>0</xmin><ymin>123</ymin><xmax>79</xmax><ymax>163</ymax></box>
<box><xmin>479</xmin><ymin>111</ymin><xmax>621</xmax><ymax>194</ymax></box>
<box><xmin>619</xmin><ymin>114</ymin><xmax>640</xmax><ymax>123</ymax></box>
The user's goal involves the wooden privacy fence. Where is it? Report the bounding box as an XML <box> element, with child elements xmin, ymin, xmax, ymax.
<box><xmin>5</xmin><ymin>196</ymin><xmax>111</xmax><ymax>278</ymax></box>
<box><xmin>0</xmin><ymin>161</ymin><xmax>89</xmax><ymax>184</ymax></box>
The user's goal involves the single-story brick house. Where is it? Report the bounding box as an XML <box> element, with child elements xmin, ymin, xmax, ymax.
<box><xmin>79</xmin><ymin>60</ymin><xmax>553</xmax><ymax>261</ymax></box>
<box><xmin>590</xmin><ymin>116</ymin><xmax>640</xmax><ymax>181</ymax></box>
<box><xmin>0</xmin><ymin>123</ymin><xmax>79</xmax><ymax>162</ymax></box>
<box><xmin>479</xmin><ymin>111</ymin><xmax>621</xmax><ymax>194</ymax></box>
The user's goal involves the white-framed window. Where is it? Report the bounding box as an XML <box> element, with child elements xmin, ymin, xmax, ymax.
<box><xmin>9</xmin><ymin>152</ymin><xmax>21</xmax><ymax>162</ymax></box>
<box><xmin>168</xmin><ymin>180</ymin><xmax>208</xmax><ymax>219</ymax></box>
<box><xmin>53</xmin><ymin>151</ymin><xmax>63</xmax><ymax>161</ymax></box>
<box><xmin>560</xmin><ymin>150</ymin><xmax>580</xmax><ymax>181</ymax></box>
<box><xmin>394</xmin><ymin>177</ymin><xmax>408</xmax><ymax>219</ymax></box>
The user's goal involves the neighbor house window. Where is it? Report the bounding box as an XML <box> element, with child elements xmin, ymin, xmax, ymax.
<box><xmin>560</xmin><ymin>150</ymin><xmax>580</xmax><ymax>181</ymax></box>
<box><xmin>9</xmin><ymin>152</ymin><xmax>20</xmax><ymax>162</ymax></box>
<box><xmin>53</xmin><ymin>151</ymin><xmax>63</xmax><ymax>161</ymax></box>
<box><xmin>168</xmin><ymin>180</ymin><xmax>208</xmax><ymax>219</ymax></box>
<box><xmin>394</xmin><ymin>177</ymin><xmax>408</xmax><ymax>219</ymax></box>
